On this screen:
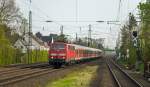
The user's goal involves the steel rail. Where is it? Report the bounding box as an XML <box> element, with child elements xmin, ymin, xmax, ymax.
<box><xmin>107</xmin><ymin>59</ymin><xmax>143</xmax><ymax>87</ymax></box>
<box><xmin>106</xmin><ymin>59</ymin><xmax>122</xmax><ymax>87</ymax></box>
<box><xmin>111</xmin><ymin>60</ymin><xmax>143</xmax><ymax>87</ymax></box>
<box><xmin>0</xmin><ymin>68</ymin><xmax>57</xmax><ymax>86</ymax></box>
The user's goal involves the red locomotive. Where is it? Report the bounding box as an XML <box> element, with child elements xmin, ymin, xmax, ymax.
<box><xmin>48</xmin><ymin>42</ymin><xmax>102</xmax><ymax>67</ymax></box>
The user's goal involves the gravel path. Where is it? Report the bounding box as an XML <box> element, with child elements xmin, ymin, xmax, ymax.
<box><xmin>90</xmin><ymin>57</ymin><xmax>117</xmax><ymax>87</ymax></box>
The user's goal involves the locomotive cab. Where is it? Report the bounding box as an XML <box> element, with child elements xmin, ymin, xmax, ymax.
<box><xmin>49</xmin><ymin>42</ymin><xmax>66</xmax><ymax>67</ymax></box>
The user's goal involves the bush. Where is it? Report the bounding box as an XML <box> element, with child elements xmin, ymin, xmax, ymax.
<box><xmin>0</xmin><ymin>24</ymin><xmax>48</xmax><ymax>66</ymax></box>
<box><xmin>0</xmin><ymin>42</ymin><xmax>22</xmax><ymax>65</ymax></box>
<box><xmin>22</xmin><ymin>50</ymin><xmax>48</xmax><ymax>64</ymax></box>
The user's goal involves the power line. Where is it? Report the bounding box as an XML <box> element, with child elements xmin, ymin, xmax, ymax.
<box><xmin>75</xmin><ymin>0</ymin><xmax>78</xmax><ymax>23</ymax></box>
<box><xmin>18</xmin><ymin>0</ymin><xmax>46</xmax><ymax>20</ymax></box>
<box><xmin>31</xmin><ymin>3</ymin><xmax>49</xmax><ymax>18</ymax></box>
<box><xmin>116</xmin><ymin>0</ymin><xmax>122</xmax><ymax>21</ymax></box>
<box><xmin>19</xmin><ymin>0</ymin><xmax>63</xmax><ymax>26</ymax></box>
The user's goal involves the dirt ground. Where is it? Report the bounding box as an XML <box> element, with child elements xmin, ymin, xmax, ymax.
<box><xmin>89</xmin><ymin>57</ymin><xmax>117</xmax><ymax>87</ymax></box>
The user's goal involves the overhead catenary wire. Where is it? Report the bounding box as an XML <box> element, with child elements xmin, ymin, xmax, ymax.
<box><xmin>19</xmin><ymin>0</ymin><xmax>63</xmax><ymax>26</ymax></box>
<box><xmin>19</xmin><ymin>0</ymin><xmax>120</xmax><ymax>33</ymax></box>
<box><xmin>116</xmin><ymin>0</ymin><xmax>122</xmax><ymax>21</ymax></box>
<box><xmin>19</xmin><ymin>0</ymin><xmax>109</xmax><ymax>28</ymax></box>
<box><xmin>75</xmin><ymin>0</ymin><xmax>78</xmax><ymax>23</ymax></box>
<box><xmin>120</xmin><ymin>0</ymin><xmax>143</xmax><ymax>24</ymax></box>
<box><xmin>19</xmin><ymin>0</ymin><xmax>129</xmax><ymax>39</ymax></box>
<box><xmin>18</xmin><ymin>0</ymin><xmax>47</xmax><ymax>20</ymax></box>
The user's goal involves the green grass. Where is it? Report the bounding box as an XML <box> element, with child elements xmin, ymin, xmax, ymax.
<box><xmin>46</xmin><ymin>66</ymin><xmax>98</xmax><ymax>87</ymax></box>
<box><xmin>139</xmin><ymin>63</ymin><xmax>144</xmax><ymax>72</ymax></box>
<box><xmin>117</xmin><ymin>58</ymin><xmax>128</xmax><ymax>65</ymax></box>
<box><xmin>117</xmin><ymin>58</ymin><xmax>144</xmax><ymax>72</ymax></box>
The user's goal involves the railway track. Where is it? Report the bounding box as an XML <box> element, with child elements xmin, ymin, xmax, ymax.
<box><xmin>106</xmin><ymin>58</ymin><xmax>143</xmax><ymax>87</ymax></box>
<box><xmin>0</xmin><ymin>63</ymin><xmax>56</xmax><ymax>86</ymax></box>
<box><xmin>0</xmin><ymin>63</ymin><xmax>48</xmax><ymax>73</ymax></box>
<box><xmin>0</xmin><ymin>69</ymin><xmax>60</xmax><ymax>86</ymax></box>
<box><xmin>91</xmin><ymin>58</ymin><xmax>120</xmax><ymax>87</ymax></box>
<box><xmin>0</xmin><ymin>63</ymin><xmax>49</xmax><ymax>76</ymax></box>
<box><xmin>0</xmin><ymin>60</ymin><xmax>98</xmax><ymax>86</ymax></box>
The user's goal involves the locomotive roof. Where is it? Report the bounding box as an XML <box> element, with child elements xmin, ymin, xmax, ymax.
<box><xmin>52</xmin><ymin>42</ymin><xmax>102</xmax><ymax>52</ymax></box>
<box><xmin>68</xmin><ymin>43</ymin><xmax>102</xmax><ymax>52</ymax></box>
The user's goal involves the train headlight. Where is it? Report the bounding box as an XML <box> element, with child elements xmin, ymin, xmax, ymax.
<box><xmin>62</xmin><ymin>57</ymin><xmax>65</xmax><ymax>59</ymax></box>
<box><xmin>51</xmin><ymin>56</ymin><xmax>53</xmax><ymax>59</ymax></box>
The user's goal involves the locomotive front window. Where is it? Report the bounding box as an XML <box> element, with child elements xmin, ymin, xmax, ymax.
<box><xmin>51</xmin><ymin>44</ymin><xmax>65</xmax><ymax>49</ymax></box>
<box><xmin>68</xmin><ymin>45</ymin><xmax>75</xmax><ymax>50</ymax></box>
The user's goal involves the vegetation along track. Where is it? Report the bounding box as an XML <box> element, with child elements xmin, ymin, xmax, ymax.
<box><xmin>106</xmin><ymin>58</ymin><xmax>143</xmax><ymax>87</ymax></box>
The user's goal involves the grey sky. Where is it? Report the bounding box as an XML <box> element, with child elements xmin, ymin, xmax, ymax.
<box><xmin>16</xmin><ymin>0</ymin><xmax>143</xmax><ymax>48</ymax></box>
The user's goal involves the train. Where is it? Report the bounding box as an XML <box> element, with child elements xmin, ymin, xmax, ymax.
<box><xmin>48</xmin><ymin>42</ymin><xmax>102</xmax><ymax>68</ymax></box>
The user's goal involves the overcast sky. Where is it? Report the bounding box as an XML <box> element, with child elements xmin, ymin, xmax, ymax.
<box><xmin>16</xmin><ymin>0</ymin><xmax>144</xmax><ymax>48</ymax></box>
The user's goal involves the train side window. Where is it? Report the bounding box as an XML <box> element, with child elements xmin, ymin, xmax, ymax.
<box><xmin>73</xmin><ymin>46</ymin><xmax>75</xmax><ymax>50</ymax></box>
<box><xmin>70</xmin><ymin>46</ymin><xmax>72</xmax><ymax>50</ymax></box>
<box><xmin>68</xmin><ymin>45</ymin><xmax>71</xmax><ymax>50</ymax></box>
<box><xmin>76</xmin><ymin>50</ymin><xmax>78</xmax><ymax>54</ymax></box>
<box><xmin>69</xmin><ymin>46</ymin><xmax>75</xmax><ymax>50</ymax></box>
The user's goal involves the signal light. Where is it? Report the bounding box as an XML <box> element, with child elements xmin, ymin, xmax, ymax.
<box><xmin>132</xmin><ymin>31</ymin><xmax>137</xmax><ymax>37</ymax></box>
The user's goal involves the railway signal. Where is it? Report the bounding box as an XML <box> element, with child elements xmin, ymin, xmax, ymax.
<box><xmin>132</xmin><ymin>30</ymin><xmax>142</xmax><ymax>71</ymax></box>
<box><xmin>132</xmin><ymin>31</ymin><xmax>137</xmax><ymax>38</ymax></box>
<box><xmin>132</xmin><ymin>31</ymin><xmax>138</xmax><ymax>47</ymax></box>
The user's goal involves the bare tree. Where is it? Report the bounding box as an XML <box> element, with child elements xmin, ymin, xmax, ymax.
<box><xmin>0</xmin><ymin>0</ymin><xmax>22</xmax><ymax>25</ymax></box>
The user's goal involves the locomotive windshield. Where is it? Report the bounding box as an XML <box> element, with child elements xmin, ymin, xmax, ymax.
<box><xmin>51</xmin><ymin>44</ymin><xmax>65</xmax><ymax>50</ymax></box>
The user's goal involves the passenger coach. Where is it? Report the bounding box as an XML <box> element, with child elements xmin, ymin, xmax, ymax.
<box><xmin>49</xmin><ymin>42</ymin><xmax>102</xmax><ymax>67</ymax></box>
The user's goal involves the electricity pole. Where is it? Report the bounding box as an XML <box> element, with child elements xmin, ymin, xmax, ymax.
<box><xmin>29</xmin><ymin>11</ymin><xmax>32</xmax><ymax>46</ymax></box>
<box><xmin>76</xmin><ymin>33</ymin><xmax>78</xmax><ymax>42</ymax></box>
<box><xmin>88</xmin><ymin>24</ymin><xmax>92</xmax><ymax>46</ymax></box>
<box><xmin>80</xmin><ymin>27</ymin><xmax>82</xmax><ymax>36</ymax></box>
<box><xmin>28</xmin><ymin>0</ymin><xmax>32</xmax><ymax>64</ymax></box>
<box><xmin>22</xmin><ymin>19</ymin><xmax>26</xmax><ymax>36</ymax></box>
<box><xmin>60</xmin><ymin>25</ymin><xmax>63</xmax><ymax>35</ymax></box>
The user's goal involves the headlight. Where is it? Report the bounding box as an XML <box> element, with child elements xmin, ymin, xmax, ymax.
<box><xmin>59</xmin><ymin>54</ymin><xmax>66</xmax><ymax>56</ymax></box>
<box><xmin>51</xmin><ymin>56</ymin><xmax>53</xmax><ymax>59</ymax></box>
<box><xmin>51</xmin><ymin>53</ymin><xmax>57</xmax><ymax>56</ymax></box>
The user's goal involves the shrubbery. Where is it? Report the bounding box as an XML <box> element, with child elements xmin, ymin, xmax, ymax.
<box><xmin>0</xmin><ymin>0</ymin><xmax>49</xmax><ymax>66</ymax></box>
<box><xmin>22</xmin><ymin>50</ymin><xmax>48</xmax><ymax>64</ymax></box>
<box><xmin>0</xmin><ymin>25</ymin><xmax>48</xmax><ymax>66</ymax></box>
<box><xmin>0</xmin><ymin>25</ymin><xmax>20</xmax><ymax>65</ymax></box>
